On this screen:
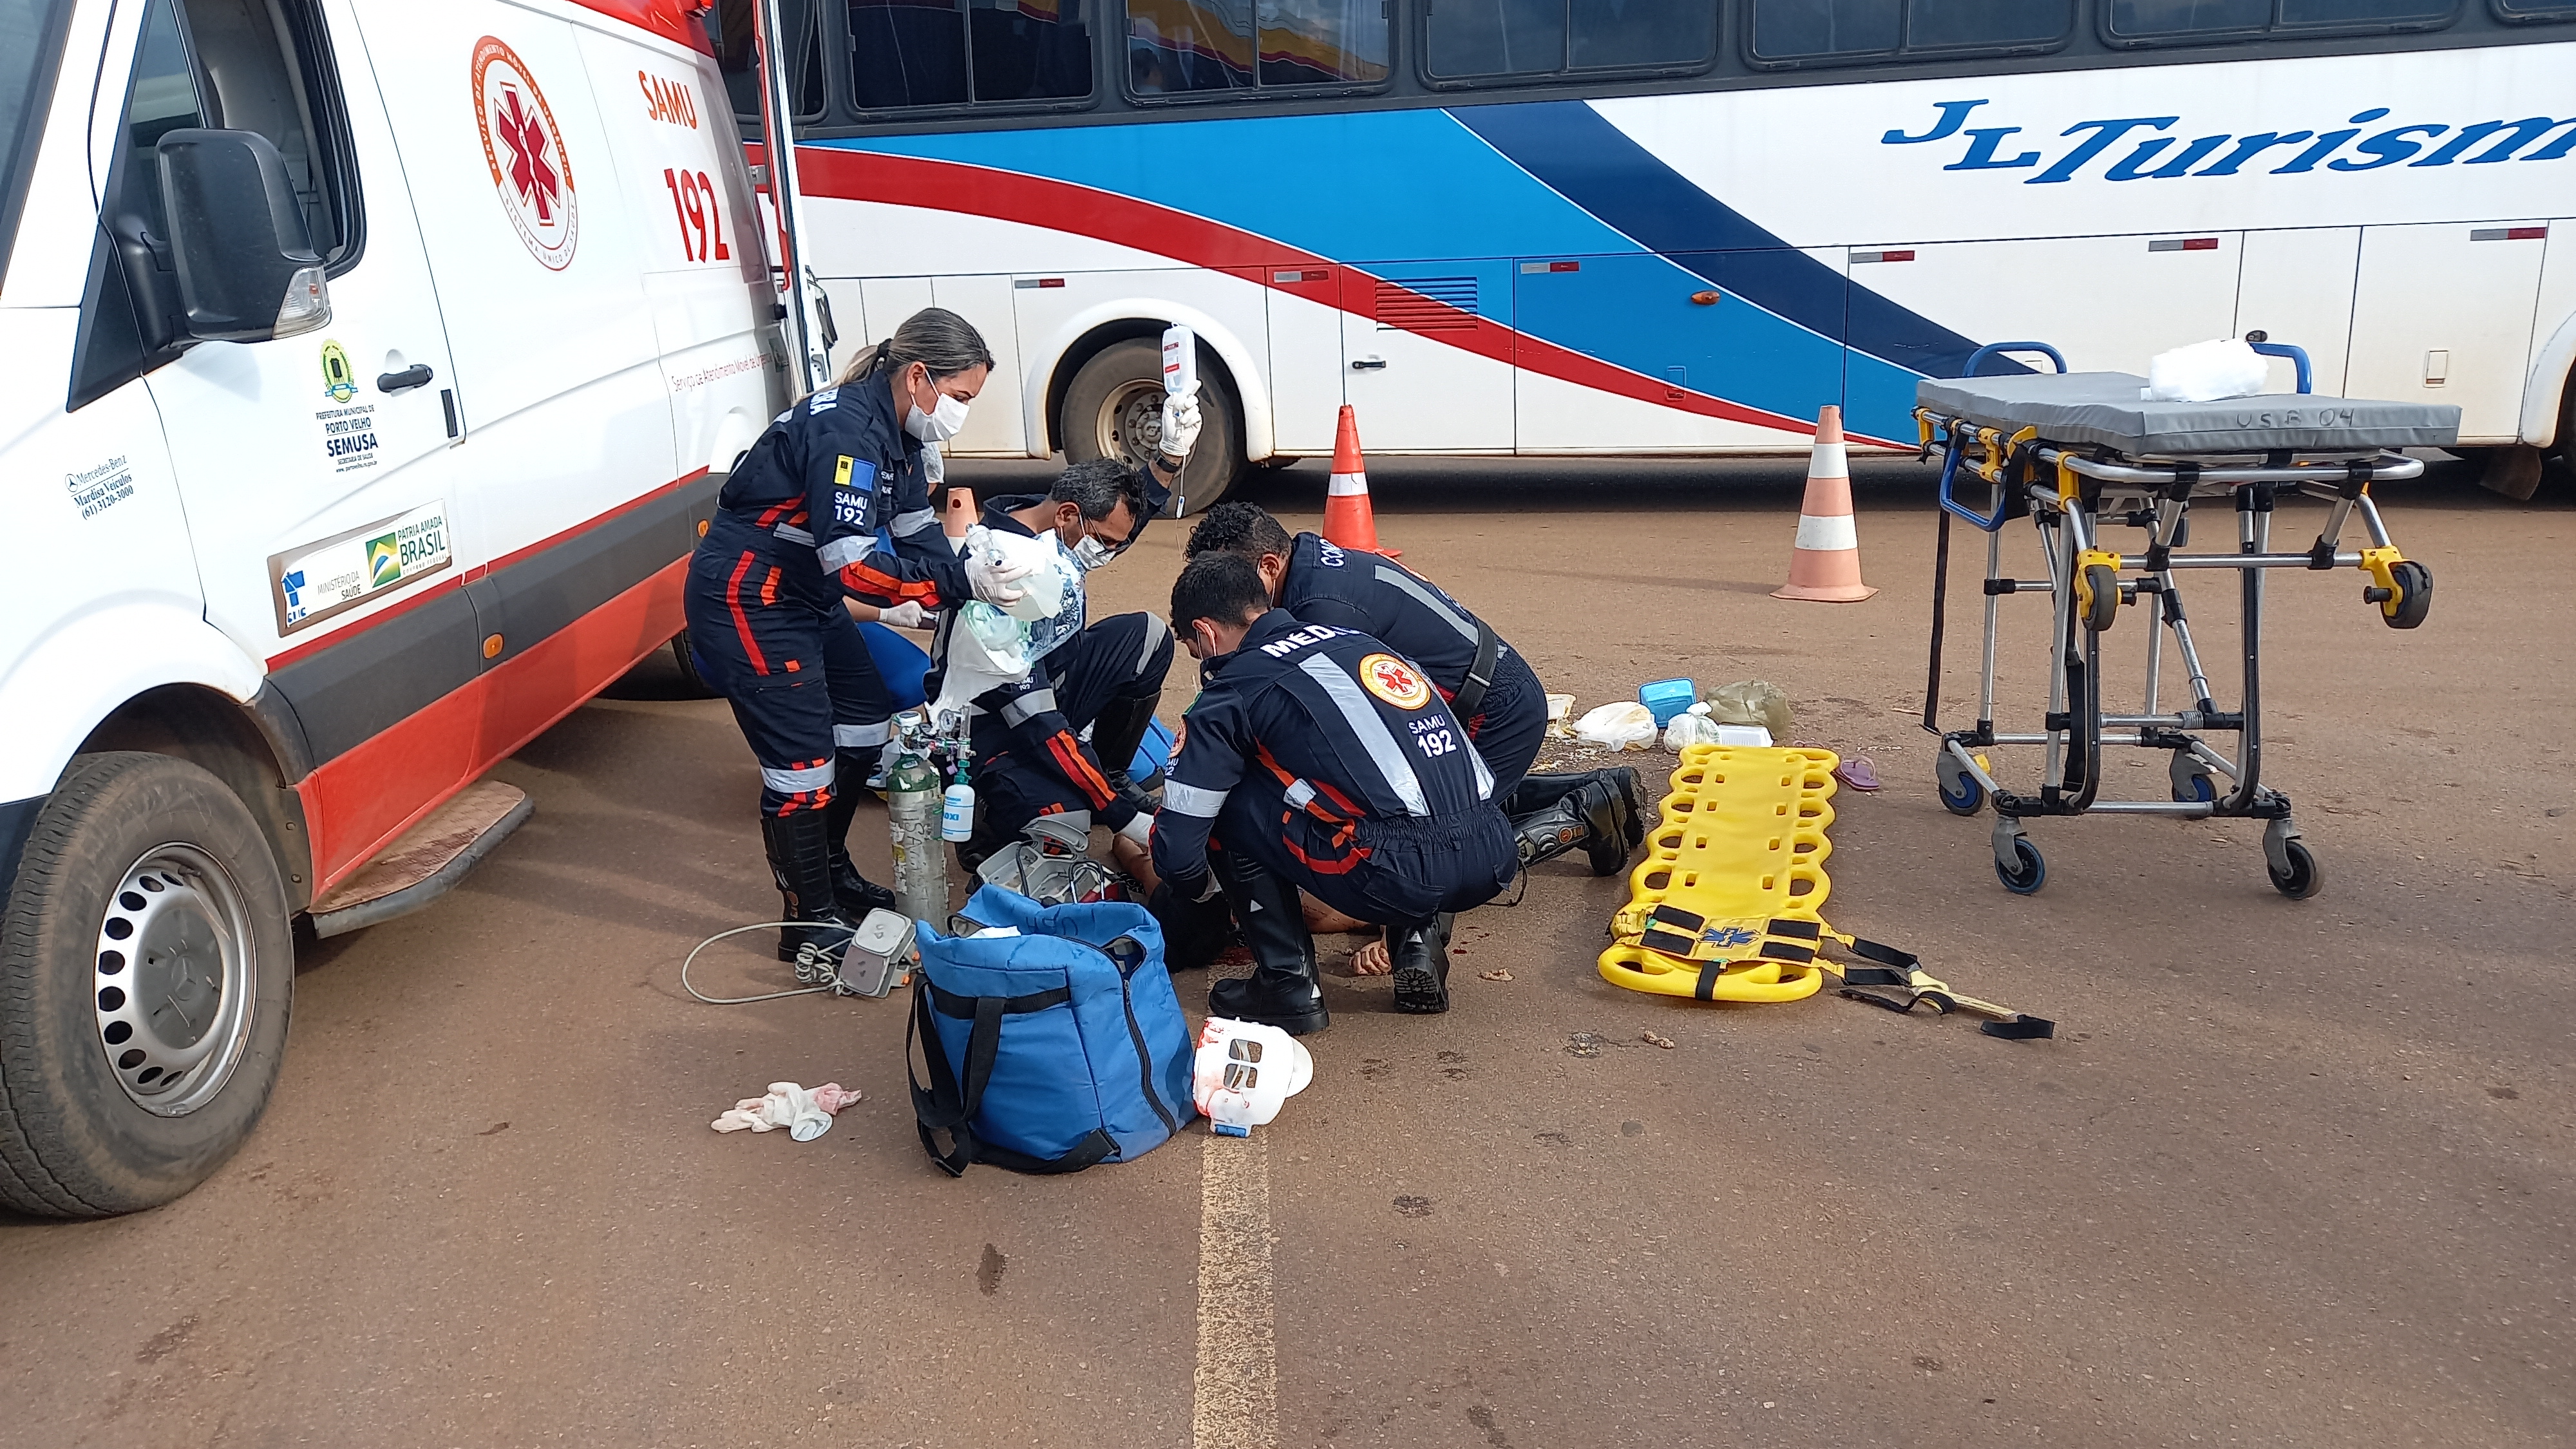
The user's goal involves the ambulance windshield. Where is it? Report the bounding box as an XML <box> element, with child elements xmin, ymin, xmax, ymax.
<box><xmin>0</xmin><ymin>1</ymin><xmax>70</xmax><ymax>295</ymax></box>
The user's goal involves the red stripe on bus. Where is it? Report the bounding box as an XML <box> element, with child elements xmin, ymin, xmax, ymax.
<box><xmin>786</xmin><ymin>147</ymin><xmax>1864</xmax><ymax>443</ymax></box>
<box><xmin>298</xmin><ymin>556</ymin><xmax>690</xmax><ymax>893</ymax></box>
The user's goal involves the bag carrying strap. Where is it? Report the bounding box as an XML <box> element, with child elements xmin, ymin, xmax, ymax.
<box><xmin>907</xmin><ymin>977</ymin><xmax>1119</xmax><ymax>1177</ymax></box>
<box><xmin>1449</xmin><ymin>622</ymin><xmax>1502</xmax><ymax>725</ymax></box>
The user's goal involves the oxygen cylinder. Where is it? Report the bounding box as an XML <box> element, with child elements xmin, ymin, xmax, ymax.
<box><xmin>942</xmin><ymin>757</ymin><xmax>976</xmax><ymax>844</ymax></box>
<box><xmin>886</xmin><ymin>749</ymin><xmax>947</xmax><ymax>923</ymax></box>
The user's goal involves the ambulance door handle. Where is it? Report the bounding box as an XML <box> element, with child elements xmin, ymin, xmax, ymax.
<box><xmin>1350</xmin><ymin>356</ymin><xmax>1387</xmax><ymax>371</ymax></box>
<box><xmin>377</xmin><ymin>363</ymin><xmax>435</xmax><ymax>393</ymax></box>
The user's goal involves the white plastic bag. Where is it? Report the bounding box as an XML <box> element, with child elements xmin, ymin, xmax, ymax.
<box><xmin>1546</xmin><ymin>694</ymin><xmax>1577</xmax><ymax>739</ymax></box>
<box><xmin>2143</xmin><ymin>337</ymin><xmax>2269</xmax><ymax>403</ymax></box>
<box><xmin>1575</xmin><ymin>701</ymin><xmax>1658</xmax><ymax>752</ymax></box>
<box><xmin>1662</xmin><ymin>712</ymin><xmax>1723</xmax><ymax>750</ymax></box>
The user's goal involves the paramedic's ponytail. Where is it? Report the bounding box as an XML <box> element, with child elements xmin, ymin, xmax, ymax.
<box><xmin>829</xmin><ymin>307</ymin><xmax>995</xmax><ymax>390</ymax></box>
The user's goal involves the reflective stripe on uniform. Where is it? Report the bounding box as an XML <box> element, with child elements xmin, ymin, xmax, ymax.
<box><xmin>1373</xmin><ymin>565</ymin><xmax>1479</xmax><ymax>645</ymax></box>
<box><xmin>889</xmin><ymin>507</ymin><xmax>938</xmax><ymax>537</ymax></box>
<box><xmin>775</xmin><ymin>522</ymin><xmax>815</xmax><ymax>546</ymax></box>
<box><xmin>1000</xmin><ymin>688</ymin><xmax>1059</xmax><ymax>728</ymax></box>
<box><xmin>1135</xmin><ymin>612</ymin><xmax>1169</xmax><ymax>672</ymax></box>
<box><xmin>1282</xmin><ymin>779</ymin><xmax>1317</xmax><ymax>810</ymax></box>
<box><xmin>834</xmin><ymin>721</ymin><xmax>893</xmax><ymax>748</ymax></box>
<box><xmin>1162</xmin><ymin>780</ymin><xmax>1229</xmax><ymax>818</ymax></box>
<box><xmin>1467</xmin><ymin>737</ymin><xmax>1495</xmax><ymax>800</ymax></box>
<box><xmin>817</xmin><ymin>535</ymin><xmax>869</xmax><ymax>571</ymax></box>
<box><xmin>1296</xmin><ymin>654</ymin><xmax>1430</xmax><ymax>817</ymax></box>
<box><xmin>762</xmin><ymin>759</ymin><xmax>837</xmax><ymax>794</ymax></box>
<box><xmin>1794</xmin><ymin>513</ymin><xmax>1859</xmax><ymax>551</ymax></box>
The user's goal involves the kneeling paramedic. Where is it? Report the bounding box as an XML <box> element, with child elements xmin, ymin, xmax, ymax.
<box><xmin>1150</xmin><ymin>553</ymin><xmax>1519</xmax><ymax>1032</ymax></box>
<box><xmin>905</xmin><ymin>448</ymin><xmax>1198</xmax><ymax>878</ymax></box>
<box><xmin>683</xmin><ymin>308</ymin><xmax>1033</xmax><ymax>961</ymax></box>
<box><xmin>1183</xmin><ymin>503</ymin><xmax>1641</xmax><ymax>877</ymax></box>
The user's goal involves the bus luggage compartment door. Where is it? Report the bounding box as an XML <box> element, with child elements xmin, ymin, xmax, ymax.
<box><xmin>2345</xmin><ymin>221</ymin><xmax>2548</xmax><ymax>444</ymax></box>
<box><xmin>1340</xmin><ymin>261</ymin><xmax>1513</xmax><ymax>451</ymax></box>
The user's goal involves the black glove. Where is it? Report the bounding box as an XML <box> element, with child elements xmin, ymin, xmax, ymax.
<box><xmin>1148</xmin><ymin>878</ymin><xmax>1235</xmax><ymax>971</ymax></box>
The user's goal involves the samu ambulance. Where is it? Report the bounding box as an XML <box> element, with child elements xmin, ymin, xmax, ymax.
<box><xmin>0</xmin><ymin>0</ymin><xmax>785</xmax><ymax>1215</ymax></box>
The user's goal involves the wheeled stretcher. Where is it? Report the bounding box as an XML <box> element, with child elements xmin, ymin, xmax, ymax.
<box><xmin>1915</xmin><ymin>340</ymin><xmax>2459</xmax><ymax>898</ymax></box>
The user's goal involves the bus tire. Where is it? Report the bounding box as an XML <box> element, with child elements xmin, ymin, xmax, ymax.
<box><xmin>1062</xmin><ymin>338</ymin><xmax>1242</xmax><ymax>513</ymax></box>
<box><xmin>0</xmin><ymin>753</ymin><xmax>294</xmax><ymax>1217</ymax></box>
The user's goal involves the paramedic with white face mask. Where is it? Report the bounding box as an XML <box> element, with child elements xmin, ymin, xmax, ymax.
<box><xmin>683</xmin><ymin>308</ymin><xmax>1030</xmax><ymax>962</ymax></box>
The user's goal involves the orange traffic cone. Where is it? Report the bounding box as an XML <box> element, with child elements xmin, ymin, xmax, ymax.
<box><xmin>1774</xmin><ymin>406</ymin><xmax>1875</xmax><ymax>603</ymax></box>
<box><xmin>1321</xmin><ymin>405</ymin><xmax>1396</xmax><ymax>557</ymax></box>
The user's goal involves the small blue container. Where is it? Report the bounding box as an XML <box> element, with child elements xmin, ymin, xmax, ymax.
<box><xmin>1638</xmin><ymin>678</ymin><xmax>1697</xmax><ymax>726</ymax></box>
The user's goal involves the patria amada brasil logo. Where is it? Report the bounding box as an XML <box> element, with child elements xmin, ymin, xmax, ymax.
<box><xmin>1884</xmin><ymin>99</ymin><xmax>2576</xmax><ymax>182</ymax></box>
<box><xmin>471</xmin><ymin>36</ymin><xmax>577</xmax><ymax>269</ymax></box>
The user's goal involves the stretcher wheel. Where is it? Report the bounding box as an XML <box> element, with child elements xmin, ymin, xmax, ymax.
<box><xmin>2079</xmin><ymin>564</ymin><xmax>2120</xmax><ymax>633</ymax></box>
<box><xmin>2267</xmin><ymin>840</ymin><xmax>2322</xmax><ymax>899</ymax></box>
<box><xmin>1995</xmin><ymin>837</ymin><xmax>2046</xmax><ymax>895</ymax></box>
<box><xmin>2172</xmin><ymin>771</ymin><xmax>2215</xmax><ymax>804</ymax></box>
<box><xmin>2383</xmin><ymin>560</ymin><xmax>2432</xmax><ymax>630</ymax></box>
<box><xmin>1937</xmin><ymin>761</ymin><xmax>1986</xmax><ymax>816</ymax></box>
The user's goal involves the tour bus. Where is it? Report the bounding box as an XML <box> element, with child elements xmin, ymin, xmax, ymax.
<box><xmin>719</xmin><ymin>0</ymin><xmax>2576</xmax><ymax>506</ymax></box>
<box><xmin>0</xmin><ymin>0</ymin><xmax>780</xmax><ymax>1215</ymax></box>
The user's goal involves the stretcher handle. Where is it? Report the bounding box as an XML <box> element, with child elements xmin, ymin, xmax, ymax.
<box><xmin>2243</xmin><ymin>336</ymin><xmax>2313</xmax><ymax>394</ymax></box>
<box><xmin>1937</xmin><ymin>428</ymin><xmax>2009</xmax><ymax>533</ymax></box>
<box><xmin>1960</xmin><ymin>341</ymin><xmax>2067</xmax><ymax>377</ymax></box>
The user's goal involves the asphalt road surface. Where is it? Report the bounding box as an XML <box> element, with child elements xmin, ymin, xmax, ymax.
<box><xmin>2</xmin><ymin>453</ymin><xmax>2568</xmax><ymax>1449</ymax></box>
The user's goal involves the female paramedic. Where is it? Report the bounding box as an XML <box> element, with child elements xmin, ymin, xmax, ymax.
<box><xmin>683</xmin><ymin>308</ymin><xmax>1032</xmax><ymax>961</ymax></box>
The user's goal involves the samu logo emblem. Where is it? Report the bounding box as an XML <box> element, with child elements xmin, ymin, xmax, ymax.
<box><xmin>320</xmin><ymin>340</ymin><xmax>357</xmax><ymax>403</ymax></box>
<box><xmin>1358</xmin><ymin>653</ymin><xmax>1430</xmax><ymax>709</ymax></box>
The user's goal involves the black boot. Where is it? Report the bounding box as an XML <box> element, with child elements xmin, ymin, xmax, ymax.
<box><xmin>1148</xmin><ymin>880</ymin><xmax>1238</xmax><ymax>972</ymax></box>
<box><xmin>1506</xmin><ymin>769</ymin><xmax>1645</xmax><ymax>851</ymax></box>
<box><xmin>1090</xmin><ymin>694</ymin><xmax>1162</xmax><ymax>793</ymax></box>
<box><xmin>1205</xmin><ymin>855</ymin><xmax>1327</xmax><ymax>1036</ymax></box>
<box><xmin>824</xmin><ymin>751</ymin><xmax>899</xmax><ymax>919</ymax></box>
<box><xmin>762</xmin><ymin>811</ymin><xmax>857</xmax><ymax>963</ymax></box>
<box><xmin>1388</xmin><ymin>912</ymin><xmax>1454</xmax><ymax>1015</ymax></box>
<box><xmin>1512</xmin><ymin>778</ymin><xmax>1634</xmax><ymax>877</ymax></box>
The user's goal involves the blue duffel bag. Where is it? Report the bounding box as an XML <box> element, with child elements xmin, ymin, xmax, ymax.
<box><xmin>908</xmin><ymin>886</ymin><xmax>1196</xmax><ymax>1175</ymax></box>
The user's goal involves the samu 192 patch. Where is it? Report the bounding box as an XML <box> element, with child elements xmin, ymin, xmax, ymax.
<box><xmin>833</xmin><ymin>454</ymin><xmax>876</xmax><ymax>527</ymax></box>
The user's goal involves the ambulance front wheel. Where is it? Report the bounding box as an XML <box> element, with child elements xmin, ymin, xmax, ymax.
<box><xmin>1061</xmin><ymin>337</ymin><xmax>1243</xmax><ymax>515</ymax></box>
<box><xmin>0</xmin><ymin>753</ymin><xmax>294</xmax><ymax>1217</ymax></box>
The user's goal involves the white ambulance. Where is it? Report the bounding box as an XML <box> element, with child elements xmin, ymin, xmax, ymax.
<box><xmin>0</xmin><ymin>0</ymin><xmax>784</xmax><ymax>1215</ymax></box>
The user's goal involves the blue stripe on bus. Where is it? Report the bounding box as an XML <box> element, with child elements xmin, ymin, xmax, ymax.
<box><xmin>1449</xmin><ymin>100</ymin><xmax>2006</xmax><ymax>382</ymax></box>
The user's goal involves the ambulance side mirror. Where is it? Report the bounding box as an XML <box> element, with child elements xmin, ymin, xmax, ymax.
<box><xmin>155</xmin><ymin>128</ymin><xmax>332</xmax><ymax>343</ymax></box>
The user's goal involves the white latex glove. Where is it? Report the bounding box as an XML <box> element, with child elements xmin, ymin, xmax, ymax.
<box><xmin>1116</xmin><ymin>812</ymin><xmax>1154</xmax><ymax>846</ymax></box>
<box><xmin>1158</xmin><ymin>386</ymin><xmax>1202</xmax><ymax>461</ymax></box>
<box><xmin>877</xmin><ymin>600</ymin><xmax>929</xmax><ymax>630</ymax></box>
<box><xmin>962</xmin><ymin>524</ymin><xmax>1032</xmax><ymax>607</ymax></box>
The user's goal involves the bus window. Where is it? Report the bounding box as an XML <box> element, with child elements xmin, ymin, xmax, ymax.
<box><xmin>852</xmin><ymin>0</ymin><xmax>1092</xmax><ymax>106</ymax></box>
<box><xmin>1126</xmin><ymin>0</ymin><xmax>1384</xmax><ymax>93</ymax></box>
<box><xmin>1425</xmin><ymin>0</ymin><xmax>1714</xmax><ymax>77</ymax></box>
<box><xmin>2105</xmin><ymin>0</ymin><xmax>2453</xmax><ymax>41</ymax></box>
<box><xmin>1749</xmin><ymin>0</ymin><xmax>2069</xmax><ymax>61</ymax></box>
<box><xmin>706</xmin><ymin>0</ymin><xmax>826</xmax><ymax>121</ymax></box>
<box><xmin>2492</xmin><ymin>0</ymin><xmax>2576</xmax><ymax>17</ymax></box>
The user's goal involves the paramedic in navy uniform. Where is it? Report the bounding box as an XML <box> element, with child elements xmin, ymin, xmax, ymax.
<box><xmin>684</xmin><ymin>308</ymin><xmax>1033</xmax><ymax>961</ymax></box>
<box><xmin>1150</xmin><ymin>552</ymin><xmax>1519</xmax><ymax>1033</ymax></box>
<box><xmin>1182</xmin><ymin>502</ymin><xmax>1643</xmax><ymax>883</ymax></box>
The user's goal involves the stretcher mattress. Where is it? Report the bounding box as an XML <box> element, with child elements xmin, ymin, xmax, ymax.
<box><xmin>1916</xmin><ymin>372</ymin><xmax>2459</xmax><ymax>456</ymax></box>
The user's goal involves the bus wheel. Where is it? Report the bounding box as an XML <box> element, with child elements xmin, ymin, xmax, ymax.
<box><xmin>0</xmin><ymin>753</ymin><xmax>293</xmax><ymax>1217</ymax></box>
<box><xmin>1063</xmin><ymin>338</ymin><xmax>1243</xmax><ymax>513</ymax></box>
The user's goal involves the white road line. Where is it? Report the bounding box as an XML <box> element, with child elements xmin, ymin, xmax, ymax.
<box><xmin>1193</xmin><ymin>1133</ymin><xmax>1276</xmax><ymax>1449</ymax></box>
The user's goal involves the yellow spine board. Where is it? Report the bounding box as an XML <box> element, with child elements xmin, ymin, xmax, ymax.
<box><xmin>1598</xmin><ymin>744</ymin><xmax>1839</xmax><ymax>1004</ymax></box>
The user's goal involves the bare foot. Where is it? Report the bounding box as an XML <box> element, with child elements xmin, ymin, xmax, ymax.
<box><xmin>1345</xmin><ymin>940</ymin><xmax>1391</xmax><ymax>977</ymax></box>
